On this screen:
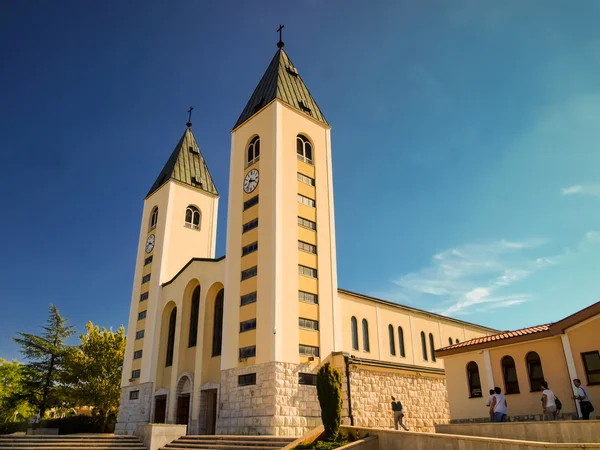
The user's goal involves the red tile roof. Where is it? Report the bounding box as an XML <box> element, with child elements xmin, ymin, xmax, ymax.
<box><xmin>438</xmin><ymin>324</ymin><xmax>552</xmax><ymax>352</ymax></box>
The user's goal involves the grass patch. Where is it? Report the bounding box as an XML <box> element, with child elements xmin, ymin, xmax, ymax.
<box><xmin>295</xmin><ymin>433</ymin><xmax>353</xmax><ymax>450</ymax></box>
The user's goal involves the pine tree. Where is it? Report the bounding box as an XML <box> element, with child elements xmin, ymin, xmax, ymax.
<box><xmin>12</xmin><ymin>304</ymin><xmax>75</xmax><ymax>418</ymax></box>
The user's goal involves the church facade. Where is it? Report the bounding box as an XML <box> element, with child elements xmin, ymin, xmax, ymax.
<box><xmin>116</xmin><ymin>44</ymin><xmax>496</xmax><ymax>436</ymax></box>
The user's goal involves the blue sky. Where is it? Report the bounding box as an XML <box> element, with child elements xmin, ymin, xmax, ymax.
<box><xmin>1</xmin><ymin>1</ymin><xmax>599</xmax><ymax>360</ymax></box>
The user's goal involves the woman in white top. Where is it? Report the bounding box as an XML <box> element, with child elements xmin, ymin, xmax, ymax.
<box><xmin>490</xmin><ymin>387</ymin><xmax>508</xmax><ymax>422</ymax></box>
<box><xmin>541</xmin><ymin>381</ymin><xmax>557</xmax><ymax>420</ymax></box>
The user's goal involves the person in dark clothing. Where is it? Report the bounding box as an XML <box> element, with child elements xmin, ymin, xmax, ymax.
<box><xmin>391</xmin><ymin>396</ymin><xmax>409</xmax><ymax>431</ymax></box>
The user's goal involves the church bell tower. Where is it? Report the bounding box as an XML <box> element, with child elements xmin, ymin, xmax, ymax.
<box><xmin>222</xmin><ymin>39</ymin><xmax>342</xmax><ymax>373</ymax></box>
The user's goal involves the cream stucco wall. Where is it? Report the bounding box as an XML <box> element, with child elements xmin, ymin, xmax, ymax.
<box><xmin>566</xmin><ymin>315</ymin><xmax>600</xmax><ymax>403</ymax></box>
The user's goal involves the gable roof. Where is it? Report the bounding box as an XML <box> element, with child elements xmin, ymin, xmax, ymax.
<box><xmin>436</xmin><ymin>300</ymin><xmax>600</xmax><ymax>357</ymax></box>
<box><xmin>147</xmin><ymin>127</ymin><xmax>218</xmax><ymax>198</ymax></box>
<box><xmin>233</xmin><ymin>48</ymin><xmax>328</xmax><ymax>130</ymax></box>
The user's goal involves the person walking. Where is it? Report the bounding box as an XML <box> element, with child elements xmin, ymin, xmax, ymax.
<box><xmin>391</xmin><ymin>396</ymin><xmax>409</xmax><ymax>431</ymax></box>
<box><xmin>541</xmin><ymin>381</ymin><xmax>558</xmax><ymax>421</ymax></box>
<box><xmin>573</xmin><ymin>379</ymin><xmax>595</xmax><ymax>420</ymax></box>
<box><xmin>489</xmin><ymin>387</ymin><xmax>508</xmax><ymax>422</ymax></box>
<box><xmin>485</xmin><ymin>389</ymin><xmax>495</xmax><ymax>422</ymax></box>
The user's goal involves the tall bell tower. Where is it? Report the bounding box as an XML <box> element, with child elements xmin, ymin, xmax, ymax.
<box><xmin>221</xmin><ymin>40</ymin><xmax>342</xmax><ymax>376</ymax></box>
<box><xmin>116</xmin><ymin>118</ymin><xmax>219</xmax><ymax>434</ymax></box>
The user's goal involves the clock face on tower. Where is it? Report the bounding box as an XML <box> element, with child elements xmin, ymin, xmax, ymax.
<box><xmin>145</xmin><ymin>234</ymin><xmax>155</xmax><ymax>253</ymax></box>
<box><xmin>243</xmin><ymin>169</ymin><xmax>259</xmax><ymax>193</ymax></box>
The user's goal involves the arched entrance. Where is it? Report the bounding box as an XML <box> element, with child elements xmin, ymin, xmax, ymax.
<box><xmin>175</xmin><ymin>375</ymin><xmax>193</xmax><ymax>427</ymax></box>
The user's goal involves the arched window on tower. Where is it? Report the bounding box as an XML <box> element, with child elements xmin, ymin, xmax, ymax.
<box><xmin>165</xmin><ymin>308</ymin><xmax>177</xmax><ymax>367</ymax></box>
<box><xmin>456</xmin><ymin>339</ymin><xmax>460</xmax><ymax>344</ymax></box>
<box><xmin>398</xmin><ymin>327</ymin><xmax>405</xmax><ymax>357</ymax></box>
<box><xmin>502</xmin><ymin>355</ymin><xmax>520</xmax><ymax>394</ymax></box>
<box><xmin>526</xmin><ymin>351</ymin><xmax>545</xmax><ymax>392</ymax></box>
<box><xmin>362</xmin><ymin>319</ymin><xmax>370</xmax><ymax>352</ymax></box>
<box><xmin>185</xmin><ymin>205</ymin><xmax>201</xmax><ymax>230</ymax></box>
<box><xmin>466</xmin><ymin>361</ymin><xmax>483</xmax><ymax>398</ymax></box>
<box><xmin>247</xmin><ymin>136</ymin><xmax>260</xmax><ymax>166</ymax></box>
<box><xmin>188</xmin><ymin>286</ymin><xmax>200</xmax><ymax>348</ymax></box>
<box><xmin>212</xmin><ymin>289</ymin><xmax>224</xmax><ymax>357</ymax></box>
<box><xmin>388</xmin><ymin>325</ymin><xmax>396</xmax><ymax>356</ymax></box>
<box><xmin>429</xmin><ymin>333</ymin><xmax>437</xmax><ymax>362</ymax></box>
<box><xmin>421</xmin><ymin>332</ymin><xmax>428</xmax><ymax>361</ymax></box>
<box><xmin>297</xmin><ymin>134</ymin><xmax>313</xmax><ymax>164</ymax></box>
<box><xmin>351</xmin><ymin>317</ymin><xmax>358</xmax><ymax>351</ymax></box>
<box><xmin>448</xmin><ymin>337</ymin><xmax>453</xmax><ymax>346</ymax></box>
<box><xmin>149</xmin><ymin>206</ymin><xmax>158</xmax><ymax>231</ymax></box>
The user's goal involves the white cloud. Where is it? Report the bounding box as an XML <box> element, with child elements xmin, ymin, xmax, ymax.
<box><xmin>561</xmin><ymin>184</ymin><xmax>600</xmax><ymax>198</ymax></box>
<box><xmin>387</xmin><ymin>238</ymin><xmax>552</xmax><ymax>316</ymax></box>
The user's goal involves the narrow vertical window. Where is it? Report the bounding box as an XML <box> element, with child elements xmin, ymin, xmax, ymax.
<box><xmin>247</xmin><ymin>136</ymin><xmax>260</xmax><ymax>166</ymax></box>
<box><xmin>165</xmin><ymin>308</ymin><xmax>177</xmax><ymax>367</ymax></box>
<box><xmin>362</xmin><ymin>319</ymin><xmax>370</xmax><ymax>352</ymax></box>
<box><xmin>581</xmin><ymin>351</ymin><xmax>600</xmax><ymax>385</ymax></box>
<box><xmin>388</xmin><ymin>325</ymin><xmax>396</xmax><ymax>356</ymax></box>
<box><xmin>184</xmin><ymin>205</ymin><xmax>201</xmax><ymax>230</ymax></box>
<box><xmin>149</xmin><ymin>207</ymin><xmax>158</xmax><ymax>231</ymax></box>
<box><xmin>398</xmin><ymin>327</ymin><xmax>405</xmax><ymax>357</ymax></box>
<box><xmin>502</xmin><ymin>355</ymin><xmax>520</xmax><ymax>394</ymax></box>
<box><xmin>421</xmin><ymin>332</ymin><xmax>428</xmax><ymax>361</ymax></box>
<box><xmin>526</xmin><ymin>352</ymin><xmax>544</xmax><ymax>392</ymax></box>
<box><xmin>351</xmin><ymin>316</ymin><xmax>358</xmax><ymax>351</ymax></box>
<box><xmin>448</xmin><ymin>337</ymin><xmax>453</xmax><ymax>346</ymax></box>
<box><xmin>429</xmin><ymin>333</ymin><xmax>436</xmax><ymax>362</ymax></box>
<box><xmin>212</xmin><ymin>289</ymin><xmax>224</xmax><ymax>357</ymax></box>
<box><xmin>296</xmin><ymin>134</ymin><xmax>313</xmax><ymax>164</ymax></box>
<box><xmin>188</xmin><ymin>286</ymin><xmax>200</xmax><ymax>348</ymax></box>
<box><xmin>466</xmin><ymin>362</ymin><xmax>483</xmax><ymax>398</ymax></box>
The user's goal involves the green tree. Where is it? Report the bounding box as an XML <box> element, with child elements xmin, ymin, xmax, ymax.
<box><xmin>0</xmin><ymin>358</ymin><xmax>33</xmax><ymax>422</ymax></box>
<box><xmin>316</xmin><ymin>362</ymin><xmax>343</xmax><ymax>441</ymax></box>
<box><xmin>64</xmin><ymin>322</ymin><xmax>125</xmax><ymax>431</ymax></box>
<box><xmin>12</xmin><ymin>305</ymin><xmax>75</xmax><ymax>419</ymax></box>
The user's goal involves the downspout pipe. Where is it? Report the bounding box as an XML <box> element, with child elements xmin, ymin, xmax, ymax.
<box><xmin>344</xmin><ymin>354</ymin><xmax>354</xmax><ymax>426</ymax></box>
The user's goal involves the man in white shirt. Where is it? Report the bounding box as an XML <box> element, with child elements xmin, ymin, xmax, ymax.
<box><xmin>573</xmin><ymin>379</ymin><xmax>595</xmax><ymax>420</ymax></box>
<box><xmin>541</xmin><ymin>381</ymin><xmax>557</xmax><ymax>420</ymax></box>
<box><xmin>489</xmin><ymin>386</ymin><xmax>508</xmax><ymax>422</ymax></box>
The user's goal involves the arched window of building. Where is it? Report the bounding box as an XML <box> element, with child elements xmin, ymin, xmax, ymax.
<box><xmin>247</xmin><ymin>136</ymin><xmax>260</xmax><ymax>166</ymax></box>
<box><xmin>449</xmin><ymin>337</ymin><xmax>453</xmax><ymax>346</ymax></box>
<box><xmin>502</xmin><ymin>355</ymin><xmax>520</xmax><ymax>394</ymax></box>
<box><xmin>188</xmin><ymin>286</ymin><xmax>200</xmax><ymax>348</ymax></box>
<box><xmin>165</xmin><ymin>308</ymin><xmax>177</xmax><ymax>367</ymax></box>
<box><xmin>456</xmin><ymin>339</ymin><xmax>460</xmax><ymax>344</ymax></box>
<box><xmin>421</xmin><ymin>332</ymin><xmax>428</xmax><ymax>361</ymax></box>
<box><xmin>429</xmin><ymin>333</ymin><xmax>437</xmax><ymax>362</ymax></box>
<box><xmin>466</xmin><ymin>361</ymin><xmax>483</xmax><ymax>398</ymax></box>
<box><xmin>526</xmin><ymin>351</ymin><xmax>545</xmax><ymax>392</ymax></box>
<box><xmin>388</xmin><ymin>325</ymin><xmax>396</xmax><ymax>356</ymax></box>
<box><xmin>297</xmin><ymin>134</ymin><xmax>313</xmax><ymax>164</ymax></box>
<box><xmin>351</xmin><ymin>317</ymin><xmax>359</xmax><ymax>350</ymax></box>
<box><xmin>185</xmin><ymin>205</ymin><xmax>201</xmax><ymax>230</ymax></box>
<box><xmin>212</xmin><ymin>289</ymin><xmax>224</xmax><ymax>357</ymax></box>
<box><xmin>398</xmin><ymin>327</ymin><xmax>405</xmax><ymax>357</ymax></box>
<box><xmin>362</xmin><ymin>319</ymin><xmax>370</xmax><ymax>352</ymax></box>
<box><xmin>149</xmin><ymin>207</ymin><xmax>159</xmax><ymax>231</ymax></box>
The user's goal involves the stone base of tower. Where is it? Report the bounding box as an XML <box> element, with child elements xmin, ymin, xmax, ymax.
<box><xmin>115</xmin><ymin>382</ymin><xmax>154</xmax><ymax>435</ymax></box>
<box><xmin>216</xmin><ymin>362</ymin><xmax>321</xmax><ymax>436</ymax></box>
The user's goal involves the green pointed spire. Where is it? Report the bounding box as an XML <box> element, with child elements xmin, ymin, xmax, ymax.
<box><xmin>233</xmin><ymin>48</ymin><xmax>328</xmax><ymax>130</ymax></box>
<box><xmin>147</xmin><ymin>127</ymin><xmax>218</xmax><ymax>198</ymax></box>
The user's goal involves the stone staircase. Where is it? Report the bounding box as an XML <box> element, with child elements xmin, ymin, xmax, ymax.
<box><xmin>0</xmin><ymin>435</ymin><xmax>145</xmax><ymax>450</ymax></box>
<box><xmin>161</xmin><ymin>435</ymin><xmax>296</xmax><ymax>450</ymax></box>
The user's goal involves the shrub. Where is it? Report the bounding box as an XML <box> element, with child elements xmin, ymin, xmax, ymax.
<box><xmin>316</xmin><ymin>362</ymin><xmax>343</xmax><ymax>441</ymax></box>
<box><xmin>0</xmin><ymin>422</ymin><xmax>28</xmax><ymax>435</ymax></box>
<box><xmin>41</xmin><ymin>415</ymin><xmax>106</xmax><ymax>434</ymax></box>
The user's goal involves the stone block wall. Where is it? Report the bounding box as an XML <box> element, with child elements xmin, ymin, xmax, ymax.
<box><xmin>216</xmin><ymin>362</ymin><xmax>321</xmax><ymax>436</ymax></box>
<box><xmin>115</xmin><ymin>382</ymin><xmax>154</xmax><ymax>435</ymax></box>
<box><xmin>344</xmin><ymin>366</ymin><xmax>449</xmax><ymax>433</ymax></box>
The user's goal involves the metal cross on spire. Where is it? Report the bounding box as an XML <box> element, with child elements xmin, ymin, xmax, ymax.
<box><xmin>277</xmin><ymin>24</ymin><xmax>285</xmax><ymax>49</ymax></box>
<box><xmin>186</xmin><ymin>106</ymin><xmax>194</xmax><ymax>128</ymax></box>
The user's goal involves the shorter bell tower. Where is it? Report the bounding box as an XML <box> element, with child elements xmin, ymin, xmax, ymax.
<box><xmin>116</xmin><ymin>116</ymin><xmax>219</xmax><ymax>434</ymax></box>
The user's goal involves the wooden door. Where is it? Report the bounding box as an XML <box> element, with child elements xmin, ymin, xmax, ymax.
<box><xmin>154</xmin><ymin>397</ymin><xmax>166</xmax><ymax>424</ymax></box>
<box><xmin>206</xmin><ymin>390</ymin><xmax>217</xmax><ymax>435</ymax></box>
<box><xmin>176</xmin><ymin>395</ymin><xmax>190</xmax><ymax>425</ymax></box>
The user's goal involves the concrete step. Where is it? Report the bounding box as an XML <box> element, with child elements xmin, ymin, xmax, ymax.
<box><xmin>165</xmin><ymin>445</ymin><xmax>288</xmax><ymax>450</ymax></box>
<box><xmin>179</xmin><ymin>437</ymin><xmax>294</xmax><ymax>442</ymax></box>
<box><xmin>0</xmin><ymin>447</ymin><xmax>144</xmax><ymax>450</ymax></box>
<box><xmin>162</xmin><ymin>435</ymin><xmax>296</xmax><ymax>450</ymax></box>
<box><xmin>172</xmin><ymin>440</ymin><xmax>290</xmax><ymax>446</ymax></box>
<box><xmin>0</xmin><ymin>436</ymin><xmax>144</xmax><ymax>450</ymax></box>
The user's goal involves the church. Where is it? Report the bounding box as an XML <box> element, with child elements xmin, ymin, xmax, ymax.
<box><xmin>115</xmin><ymin>40</ymin><xmax>496</xmax><ymax>436</ymax></box>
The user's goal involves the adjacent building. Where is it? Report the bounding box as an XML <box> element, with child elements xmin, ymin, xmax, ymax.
<box><xmin>436</xmin><ymin>301</ymin><xmax>599</xmax><ymax>422</ymax></box>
